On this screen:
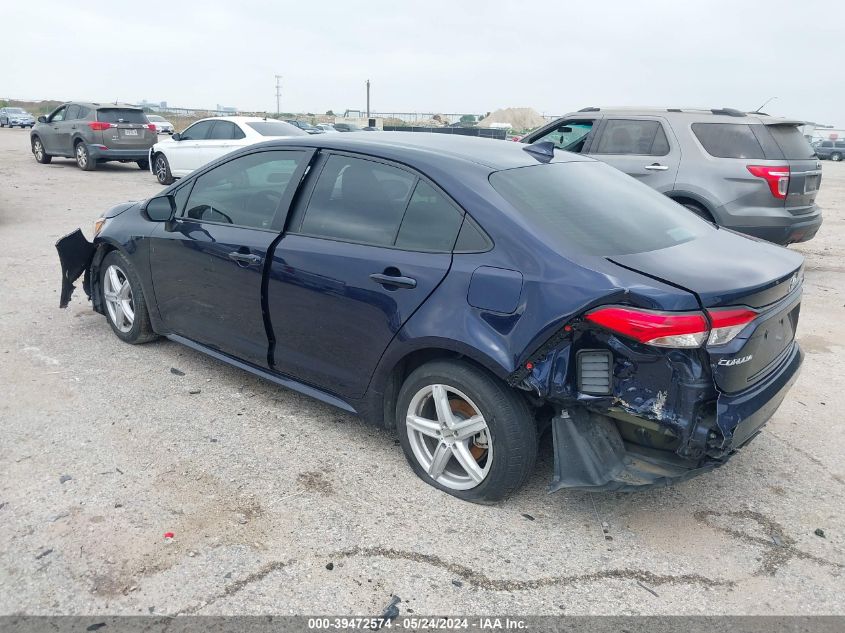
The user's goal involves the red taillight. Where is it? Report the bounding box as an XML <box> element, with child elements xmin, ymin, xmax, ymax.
<box><xmin>146</xmin><ymin>123</ymin><xmax>156</xmax><ymax>132</ymax></box>
<box><xmin>706</xmin><ymin>308</ymin><xmax>757</xmax><ymax>346</ymax></box>
<box><xmin>747</xmin><ymin>165</ymin><xmax>789</xmax><ymax>199</ymax></box>
<box><xmin>585</xmin><ymin>307</ymin><xmax>708</xmax><ymax>348</ymax></box>
<box><xmin>88</xmin><ymin>121</ymin><xmax>113</xmax><ymax>131</ymax></box>
<box><xmin>585</xmin><ymin>306</ymin><xmax>758</xmax><ymax>348</ymax></box>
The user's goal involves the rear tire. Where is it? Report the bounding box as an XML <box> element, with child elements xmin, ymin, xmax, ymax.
<box><xmin>396</xmin><ymin>360</ymin><xmax>537</xmax><ymax>503</ymax></box>
<box><xmin>153</xmin><ymin>153</ymin><xmax>174</xmax><ymax>185</ymax></box>
<box><xmin>32</xmin><ymin>136</ymin><xmax>52</xmax><ymax>164</ymax></box>
<box><xmin>681</xmin><ymin>201</ymin><xmax>715</xmax><ymax>223</ymax></box>
<box><xmin>137</xmin><ymin>159</ymin><xmax>150</xmax><ymax>170</ymax></box>
<box><xmin>832</xmin><ymin>152</ymin><xmax>842</xmax><ymax>162</ymax></box>
<box><xmin>75</xmin><ymin>141</ymin><xmax>96</xmax><ymax>171</ymax></box>
<box><xmin>99</xmin><ymin>250</ymin><xmax>158</xmax><ymax>344</ymax></box>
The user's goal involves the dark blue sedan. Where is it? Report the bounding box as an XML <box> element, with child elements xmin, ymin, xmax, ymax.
<box><xmin>56</xmin><ymin>133</ymin><xmax>805</xmax><ymax>502</ymax></box>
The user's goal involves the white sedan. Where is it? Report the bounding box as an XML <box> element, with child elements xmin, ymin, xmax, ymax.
<box><xmin>149</xmin><ymin>116</ymin><xmax>306</xmax><ymax>184</ymax></box>
<box><xmin>146</xmin><ymin>114</ymin><xmax>175</xmax><ymax>134</ymax></box>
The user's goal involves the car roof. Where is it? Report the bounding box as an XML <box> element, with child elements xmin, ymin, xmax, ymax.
<box><xmin>67</xmin><ymin>102</ymin><xmax>143</xmax><ymax>110</ymax></box>
<box><xmin>565</xmin><ymin>106</ymin><xmax>805</xmax><ymax>126</ymax></box>
<box><xmin>194</xmin><ymin>115</ymin><xmax>287</xmax><ymax>124</ymax></box>
<box><xmin>255</xmin><ymin>132</ymin><xmax>592</xmax><ymax>171</ymax></box>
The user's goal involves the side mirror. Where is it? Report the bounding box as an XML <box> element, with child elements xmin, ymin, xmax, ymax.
<box><xmin>38</xmin><ymin>116</ymin><xmax>47</xmax><ymax>123</ymax></box>
<box><xmin>145</xmin><ymin>195</ymin><xmax>176</xmax><ymax>222</ymax></box>
<box><xmin>172</xmin><ymin>132</ymin><xmax>182</xmax><ymax>141</ymax></box>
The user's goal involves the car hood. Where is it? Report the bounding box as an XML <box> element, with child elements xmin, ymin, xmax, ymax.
<box><xmin>608</xmin><ymin>229</ymin><xmax>804</xmax><ymax>309</ymax></box>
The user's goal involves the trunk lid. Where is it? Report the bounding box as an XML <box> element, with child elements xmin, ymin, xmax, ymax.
<box><xmin>608</xmin><ymin>229</ymin><xmax>804</xmax><ymax>393</ymax></box>
<box><xmin>97</xmin><ymin>108</ymin><xmax>156</xmax><ymax>149</ymax></box>
<box><xmin>763</xmin><ymin>122</ymin><xmax>821</xmax><ymax>215</ymax></box>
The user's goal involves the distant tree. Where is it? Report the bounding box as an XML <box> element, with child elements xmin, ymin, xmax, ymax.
<box><xmin>460</xmin><ymin>114</ymin><xmax>476</xmax><ymax>123</ymax></box>
<box><xmin>325</xmin><ymin>110</ymin><xmax>335</xmax><ymax>116</ymax></box>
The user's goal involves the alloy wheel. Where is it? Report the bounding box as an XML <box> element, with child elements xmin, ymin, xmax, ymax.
<box><xmin>76</xmin><ymin>144</ymin><xmax>88</xmax><ymax>168</ymax></box>
<box><xmin>406</xmin><ymin>384</ymin><xmax>492</xmax><ymax>490</ymax></box>
<box><xmin>155</xmin><ymin>156</ymin><xmax>167</xmax><ymax>182</ymax></box>
<box><xmin>33</xmin><ymin>140</ymin><xmax>44</xmax><ymax>161</ymax></box>
<box><xmin>103</xmin><ymin>265</ymin><xmax>135</xmax><ymax>333</ymax></box>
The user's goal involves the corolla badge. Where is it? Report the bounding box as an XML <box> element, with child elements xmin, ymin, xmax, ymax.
<box><xmin>718</xmin><ymin>355</ymin><xmax>753</xmax><ymax>367</ymax></box>
<box><xmin>788</xmin><ymin>273</ymin><xmax>799</xmax><ymax>293</ymax></box>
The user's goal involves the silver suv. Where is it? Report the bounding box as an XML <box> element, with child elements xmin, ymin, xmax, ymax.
<box><xmin>30</xmin><ymin>102</ymin><xmax>157</xmax><ymax>171</ymax></box>
<box><xmin>521</xmin><ymin>107</ymin><xmax>822</xmax><ymax>245</ymax></box>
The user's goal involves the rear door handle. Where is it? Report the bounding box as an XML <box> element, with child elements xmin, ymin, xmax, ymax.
<box><xmin>369</xmin><ymin>273</ymin><xmax>417</xmax><ymax>289</ymax></box>
<box><xmin>228</xmin><ymin>251</ymin><xmax>262</xmax><ymax>266</ymax></box>
<box><xmin>644</xmin><ymin>163</ymin><xmax>669</xmax><ymax>171</ymax></box>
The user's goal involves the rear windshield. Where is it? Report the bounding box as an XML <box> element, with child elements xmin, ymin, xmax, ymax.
<box><xmin>245</xmin><ymin>121</ymin><xmax>308</xmax><ymax>137</ymax></box>
<box><xmin>97</xmin><ymin>108</ymin><xmax>148</xmax><ymax>124</ymax></box>
<box><xmin>767</xmin><ymin>125</ymin><xmax>815</xmax><ymax>159</ymax></box>
<box><xmin>489</xmin><ymin>161</ymin><xmax>710</xmax><ymax>256</ymax></box>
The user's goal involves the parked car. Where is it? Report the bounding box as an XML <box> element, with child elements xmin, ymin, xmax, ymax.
<box><xmin>30</xmin><ymin>102</ymin><xmax>156</xmax><ymax>171</ymax></box>
<box><xmin>814</xmin><ymin>139</ymin><xmax>845</xmax><ymax>161</ymax></box>
<box><xmin>521</xmin><ymin>107</ymin><xmax>822</xmax><ymax>245</ymax></box>
<box><xmin>146</xmin><ymin>114</ymin><xmax>175</xmax><ymax>135</ymax></box>
<box><xmin>0</xmin><ymin>107</ymin><xmax>36</xmax><ymax>128</ymax></box>
<box><xmin>56</xmin><ymin>133</ymin><xmax>805</xmax><ymax>502</ymax></box>
<box><xmin>315</xmin><ymin>124</ymin><xmax>339</xmax><ymax>133</ymax></box>
<box><xmin>149</xmin><ymin>116</ymin><xmax>307</xmax><ymax>184</ymax></box>
<box><xmin>333</xmin><ymin>122</ymin><xmax>362</xmax><ymax>132</ymax></box>
<box><xmin>284</xmin><ymin>119</ymin><xmax>324</xmax><ymax>134</ymax></box>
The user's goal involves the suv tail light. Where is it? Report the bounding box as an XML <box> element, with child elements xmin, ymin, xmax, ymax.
<box><xmin>88</xmin><ymin>121</ymin><xmax>114</xmax><ymax>131</ymax></box>
<box><xmin>747</xmin><ymin>165</ymin><xmax>790</xmax><ymax>199</ymax></box>
<box><xmin>585</xmin><ymin>306</ymin><xmax>758</xmax><ymax>348</ymax></box>
<box><xmin>146</xmin><ymin>124</ymin><xmax>156</xmax><ymax>132</ymax></box>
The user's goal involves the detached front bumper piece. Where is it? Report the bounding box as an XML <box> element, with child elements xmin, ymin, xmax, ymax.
<box><xmin>56</xmin><ymin>229</ymin><xmax>95</xmax><ymax>308</ymax></box>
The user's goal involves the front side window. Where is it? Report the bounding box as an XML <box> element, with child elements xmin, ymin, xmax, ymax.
<box><xmin>532</xmin><ymin>120</ymin><xmax>594</xmax><ymax>153</ymax></box>
<box><xmin>594</xmin><ymin>120</ymin><xmax>669</xmax><ymax>156</ymax></box>
<box><xmin>489</xmin><ymin>161</ymin><xmax>710</xmax><ymax>256</ymax></box>
<box><xmin>183</xmin><ymin>150</ymin><xmax>306</xmax><ymax>229</ymax></box>
<box><xmin>691</xmin><ymin>123</ymin><xmax>765</xmax><ymax>159</ymax></box>
<box><xmin>180</xmin><ymin>120</ymin><xmax>215</xmax><ymax>141</ymax></box>
<box><xmin>299</xmin><ymin>155</ymin><xmax>416</xmax><ymax>246</ymax></box>
<box><xmin>50</xmin><ymin>107</ymin><xmax>66</xmax><ymax>122</ymax></box>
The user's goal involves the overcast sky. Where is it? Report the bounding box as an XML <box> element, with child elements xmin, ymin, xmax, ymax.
<box><xmin>3</xmin><ymin>0</ymin><xmax>844</xmax><ymax>125</ymax></box>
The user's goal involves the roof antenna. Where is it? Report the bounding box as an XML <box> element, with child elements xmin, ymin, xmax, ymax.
<box><xmin>753</xmin><ymin>96</ymin><xmax>777</xmax><ymax>113</ymax></box>
<box><xmin>522</xmin><ymin>141</ymin><xmax>556</xmax><ymax>163</ymax></box>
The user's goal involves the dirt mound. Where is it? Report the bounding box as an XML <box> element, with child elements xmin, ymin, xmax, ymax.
<box><xmin>478</xmin><ymin>107</ymin><xmax>546</xmax><ymax>131</ymax></box>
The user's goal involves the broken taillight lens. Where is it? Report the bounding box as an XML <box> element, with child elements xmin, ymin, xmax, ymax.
<box><xmin>585</xmin><ymin>307</ymin><xmax>709</xmax><ymax>348</ymax></box>
<box><xmin>747</xmin><ymin>165</ymin><xmax>790</xmax><ymax>199</ymax></box>
<box><xmin>706</xmin><ymin>308</ymin><xmax>757</xmax><ymax>346</ymax></box>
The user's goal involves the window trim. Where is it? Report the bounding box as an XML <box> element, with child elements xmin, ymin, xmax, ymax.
<box><xmin>286</xmin><ymin>149</ymin><xmax>473</xmax><ymax>254</ymax></box>
<box><xmin>180</xmin><ymin>119</ymin><xmax>215</xmax><ymax>141</ymax></box>
<box><xmin>591</xmin><ymin>117</ymin><xmax>672</xmax><ymax>157</ymax></box>
<box><xmin>176</xmin><ymin>147</ymin><xmax>315</xmax><ymax>233</ymax></box>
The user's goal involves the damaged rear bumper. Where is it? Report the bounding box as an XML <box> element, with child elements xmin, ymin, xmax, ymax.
<box><xmin>548</xmin><ymin>342</ymin><xmax>803</xmax><ymax>492</ymax></box>
<box><xmin>56</xmin><ymin>229</ymin><xmax>95</xmax><ymax>308</ymax></box>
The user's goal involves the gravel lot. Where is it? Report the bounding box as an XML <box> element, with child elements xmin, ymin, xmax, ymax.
<box><xmin>0</xmin><ymin>127</ymin><xmax>843</xmax><ymax>616</ymax></box>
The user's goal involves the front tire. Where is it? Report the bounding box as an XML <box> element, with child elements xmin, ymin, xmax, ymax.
<box><xmin>153</xmin><ymin>153</ymin><xmax>174</xmax><ymax>185</ymax></box>
<box><xmin>137</xmin><ymin>158</ymin><xmax>150</xmax><ymax>170</ymax></box>
<box><xmin>75</xmin><ymin>141</ymin><xmax>96</xmax><ymax>171</ymax></box>
<box><xmin>832</xmin><ymin>152</ymin><xmax>842</xmax><ymax>162</ymax></box>
<box><xmin>396</xmin><ymin>360</ymin><xmax>537</xmax><ymax>503</ymax></box>
<box><xmin>32</xmin><ymin>136</ymin><xmax>52</xmax><ymax>164</ymax></box>
<box><xmin>99</xmin><ymin>250</ymin><xmax>157</xmax><ymax>344</ymax></box>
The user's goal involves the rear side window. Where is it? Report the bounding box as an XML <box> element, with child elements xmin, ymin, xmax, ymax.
<box><xmin>97</xmin><ymin>109</ymin><xmax>147</xmax><ymax>124</ymax></box>
<box><xmin>594</xmin><ymin>120</ymin><xmax>670</xmax><ymax>156</ymax></box>
<box><xmin>820</xmin><ymin>141</ymin><xmax>833</xmax><ymax>148</ymax></box>
<box><xmin>691</xmin><ymin>123</ymin><xmax>765</xmax><ymax>159</ymax></box>
<box><xmin>489</xmin><ymin>161</ymin><xmax>710</xmax><ymax>256</ymax></box>
<box><xmin>299</xmin><ymin>155</ymin><xmax>415</xmax><ymax>246</ymax></box>
<box><xmin>246</xmin><ymin>121</ymin><xmax>308</xmax><ymax>137</ymax></box>
<box><xmin>767</xmin><ymin>125</ymin><xmax>814</xmax><ymax>159</ymax></box>
<box><xmin>394</xmin><ymin>181</ymin><xmax>463</xmax><ymax>252</ymax></box>
<box><xmin>180</xmin><ymin>120</ymin><xmax>215</xmax><ymax>141</ymax></box>
<box><xmin>65</xmin><ymin>105</ymin><xmax>81</xmax><ymax>120</ymax></box>
<box><xmin>836</xmin><ymin>141</ymin><xmax>845</xmax><ymax>149</ymax></box>
<box><xmin>209</xmin><ymin>121</ymin><xmax>239</xmax><ymax>140</ymax></box>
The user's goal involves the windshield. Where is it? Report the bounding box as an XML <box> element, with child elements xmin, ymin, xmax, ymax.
<box><xmin>489</xmin><ymin>161</ymin><xmax>711</xmax><ymax>256</ymax></box>
<box><xmin>7</xmin><ymin>108</ymin><xmax>25</xmax><ymax>114</ymax></box>
<box><xmin>245</xmin><ymin>121</ymin><xmax>308</xmax><ymax>137</ymax></box>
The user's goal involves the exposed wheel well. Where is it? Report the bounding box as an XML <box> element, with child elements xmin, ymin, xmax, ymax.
<box><xmin>668</xmin><ymin>195</ymin><xmax>716</xmax><ymax>222</ymax></box>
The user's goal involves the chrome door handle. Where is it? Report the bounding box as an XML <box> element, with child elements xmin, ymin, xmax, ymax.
<box><xmin>369</xmin><ymin>273</ymin><xmax>417</xmax><ymax>289</ymax></box>
<box><xmin>228</xmin><ymin>251</ymin><xmax>262</xmax><ymax>266</ymax></box>
<box><xmin>645</xmin><ymin>163</ymin><xmax>669</xmax><ymax>171</ymax></box>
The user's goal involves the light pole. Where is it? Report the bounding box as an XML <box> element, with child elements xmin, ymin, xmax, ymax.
<box><xmin>275</xmin><ymin>74</ymin><xmax>282</xmax><ymax>115</ymax></box>
<box><xmin>366</xmin><ymin>79</ymin><xmax>370</xmax><ymax>120</ymax></box>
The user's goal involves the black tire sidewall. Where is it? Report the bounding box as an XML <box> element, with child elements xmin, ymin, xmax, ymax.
<box><xmin>32</xmin><ymin>137</ymin><xmax>51</xmax><ymax>163</ymax></box>
<box><xmin>99</xmin><ymin>251</ymin><xmax>149</xmax><ymax>343</ymax></box>
<box><xmin>155</xmin><ymin>153</ymin><xmax>173</xmax><ymax>184</ymax></box>
<box><xmin>396</xmin><ymin>360</ymin><xmax>536</xmax><ymax>503</ymax></box>
<box><xmin>76</xmin><ymin>141</ymin><xmax>95</xmax><ymax>170</ymax></box>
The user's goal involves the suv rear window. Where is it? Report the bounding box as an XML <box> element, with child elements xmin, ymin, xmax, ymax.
<box><xmin>489</xmin><ymin>162</ymin><xmax>709</xmax><ymax>256</ymax></box>
<box><xmin>97</xmin><ymin>108</ymin><xmax>148</xmax><ymax>124</ymax></box>
<box><xmin>767</xmin><ymin>125</ymin><xmax>814</xmax><ymax>159</ymax></box>
<box><xmin>691</xmin><ymin>123</ymin><xmax>765</xmax><ymax>159</ymax></box>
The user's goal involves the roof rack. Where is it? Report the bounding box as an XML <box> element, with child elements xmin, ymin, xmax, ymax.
<box><xmin>709</xmin><ymin>108</ymin><xmax>746</xmax><ymax>117</ymax></box>
<box><xmin>578</xmin><ymin>107</ymin><xmax>600</xmax><ymax>112</ymax></box>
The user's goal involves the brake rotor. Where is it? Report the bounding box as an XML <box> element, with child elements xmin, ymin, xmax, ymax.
<box><xmin>450</xmin><ymin>398</ymin><xmax>488</xmax><ymax>461</ymax></box>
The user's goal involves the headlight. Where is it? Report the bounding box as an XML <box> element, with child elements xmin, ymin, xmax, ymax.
<box><xmin>94</xmin><ymin>217</ymin><xmax>108</xmax><ymax>237</ymax></box>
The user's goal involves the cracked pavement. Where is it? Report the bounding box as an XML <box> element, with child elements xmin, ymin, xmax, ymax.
<box><xmin>0</xmin><ymin>128</ymin><xmax>843</xmax><ymax>615</ymax></box>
